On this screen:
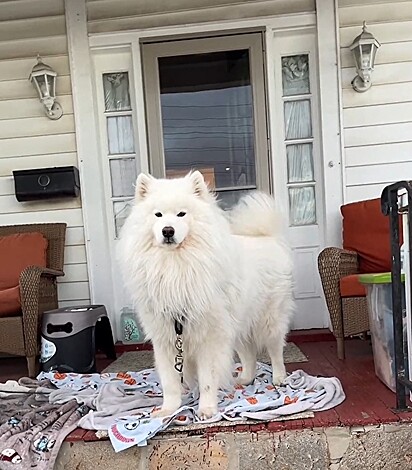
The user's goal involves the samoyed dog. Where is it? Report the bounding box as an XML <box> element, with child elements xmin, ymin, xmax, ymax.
<box><xmin>118</xmin><ymin>171</ymin><xmax>294</xmax><ymax>419</ymax></box>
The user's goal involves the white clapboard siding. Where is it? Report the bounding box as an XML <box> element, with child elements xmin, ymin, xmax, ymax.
<box><xmin>0</xmin><ymin>176</ymin><xmax>14</xmax><ymax>195</ymax></box>
<box><xmin>345</xmin><ymin>141</ymin><xmax>412</xmax><ymax>167</ymax></box>
<box><xmin>340</xmin><ymin>19</ymin><xmax>412</xmax><ymax>47</ymax></box>
<box><xmin>341</xmin><ymin>61</ymin><xmax>412</xmax><ymax>89</ymax></box>
<box><xmin>0</xmin><ymin>55</ymin><xmax>70</xmax><ymax>82</ymax></box>
<box><xmin>0</xmin><ymin>208</ymin><xmax>84</xmax><ymax>227</ymax></box>
<box><xmin>0</xmin><ymin>194</ymin><xmax>82</xmax><ymax>215</ymax></box>
<box><xmin>346</xmin><ymin>161</ymin><xmax>412</xmax><ymax>186</ymax></box>
<box><xmin>86</xmin><ymin>0</ymin><xmax>315</xmax><ymax>33</ymax></box>
<box><xmin>64</xmin><ymin>245</ymin><xmax>87</xmax><ymax>265</ymax></box>
<box><xmin>0</xmin><ymin>16</ymin><xmax>66</xmax><ymax>43</ymax></box>
<box><xmin>0</xmin><ymin>0</ymin><xmax>89</xmax><ymax>310</ymax></box>
<box><xmin>0</xmin><ymin>36</ymin><xmax>68</xmax><ymax>61</ymax></box>
<box><xmin>0</xmin><ymin>152</ymin><xmax>78</xmax><ymax>176</ymax></box>
<box><xmin>0</xmin><ymin>75</ymin><xmax>71</xmax><ymax>101</ymax></box>
<box><xmin>342</xmin><ymin>82</ymin><xmax>412</xmax><ymax>108</ymax></box>
<box><xmin>338</xmin><ymin>0</ymin><xmax>412</xmax><ymax>204</ymax></box>
<box><xmin>0</xmin><ymin>134</ymin><xmax>77</xmax><ymax>159</ymax></box>
<box><xmin>344</xmin><ymin>122</ymin><xmax>412</xmax><ymax>147</ymax></box>
<box><xmin>339</xmin><ymin>2</ymin><xmax>412</xmax><ymax>26</ymax></box>
<box><xmin>341</xmin><ymin>42</ymin><xmax>412</xmax><ymax>68</ymax></box>
<box><xmin>339</xmin><ymin>0</ymin><xmax>411</xmax><ymax>6</ymax></box>
<box><xmin>346</xmin><ymin>182</ymin><xmax>390</xmax><ymax>203</ymax></box>
<box><xmin>65</xmin><ymin>226</ymin><xmax>86</xmax><ymax>247</ymax></box>
<box><xmin>58</xmin><ymin>282</ymin><xmax>90</xmax><ymax>302</ymax></box>
<box><xmin>62</xmin><ymin>263</ymin><xmax>89</xmax><ymax>283</ymax></box>
<box><xmin>0</xmin><ymin>95</ymin><xmax>74</xmax><ymax>121</ymax></box>
<box><xmin>0</xmin><ymin>0</ymin><xmax>64</xmax><ymax>22</ymax></box>
<box><xmin>343</xmin><ymin>102</ymin><xmax>412</xmax><ymax>128</ymax></box>
<box><xmin>0</xmin><ymin>114</ymin><xmax>75</xmax><ymax>140</ymax></box>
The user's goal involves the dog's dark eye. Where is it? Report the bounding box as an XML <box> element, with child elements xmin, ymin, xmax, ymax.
<box><xmin>177</xmin><ymin>212</ymin><xmax>186</xmax><ymax>217</ymax></box>
<box><xmin>155</xmin><ymin>212</ymin><xmax>163</xmax><ymax>218</ymax></box>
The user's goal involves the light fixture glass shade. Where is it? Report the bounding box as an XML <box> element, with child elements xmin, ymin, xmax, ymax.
<box><xmin>29</xmin><ymin>55</ymin><xmax>63</xmax><ymax>119</ymax></box>
<box><xmin>349</xmin><ymin>22</ymin><xmax>381</xmax><ymax>92</ymax></box>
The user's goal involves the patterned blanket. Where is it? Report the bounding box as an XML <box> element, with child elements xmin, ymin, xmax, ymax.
<box><xmin>0</xmin><ymin>378</ymin><xmax>89</xmax><ymax>470</ymax></box>
<box><xmin>38</xmin><ymin>362</ymin><xmax>345</xmax><ymax>452</ymax></box>
<box><xmin>0</xmin><ymin>362</ymin><xmax>345</xmax><ymax>465</ymax></box>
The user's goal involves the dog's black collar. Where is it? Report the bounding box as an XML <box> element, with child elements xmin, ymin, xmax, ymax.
<box><xmin>174</xmin><ymin>319</ymin><xmax>183</xmax><ymax>335</ymax></box>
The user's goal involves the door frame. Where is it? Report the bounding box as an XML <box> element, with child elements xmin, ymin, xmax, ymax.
<box><xmin>65</xmin><ymin>0</ymin><xmax>343</xmax><ymax>330</ymax></box>
<box><xmin>141</xmin><ymin>33</ymin><xmax>270</xmax><ymax>193</ymax></box>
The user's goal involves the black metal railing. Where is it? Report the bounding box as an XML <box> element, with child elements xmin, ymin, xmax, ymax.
<box><xmin>381</xmin><ymin>181</ymin><xmax>412</xmax><ymax>411</ymax></box>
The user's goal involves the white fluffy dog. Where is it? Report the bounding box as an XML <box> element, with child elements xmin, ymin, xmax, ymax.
<box><xmin>118</xmin><ymin>171</ymin><xmax>294</xmax><ymax>419</ymax></box>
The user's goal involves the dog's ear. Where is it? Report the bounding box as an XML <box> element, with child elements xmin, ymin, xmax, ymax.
<box><xmin>187</xmin><ymin>171</ymin><xmax>209</xmax><ymax>199</ymax></box>
<box><xmin>135</xmin><ymin>173</ymin><xmax>154</xmax><ymax>201</ymax></box>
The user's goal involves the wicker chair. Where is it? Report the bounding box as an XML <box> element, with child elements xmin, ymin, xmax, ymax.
<box><xmin>318</xmin><ymin>247</ymin><xmax>369</xmax><ymax>360</ymax></box>
<box><xmin>317</xmin><ymin>197</ymin><xmax>399</xmax><ymax>360</ymax></box>
<box><xmin>0</xmin><ymin>223</ymin><xmax>66</xmax><ymax>377</ymax></box>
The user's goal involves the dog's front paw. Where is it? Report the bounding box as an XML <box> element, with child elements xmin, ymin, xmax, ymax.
<box><xmin>272</xmin><ymin>370</ymin><xmax>287</xmax><ymax>385</ymax></box>
<box><xmin>272</xmin><ymin>372</ymin><xmax>287</xmax><ymax>386</ymax></box>
<box><xmin>237</xmin><ymin>373</ymin><xmax>255</xmax><ymax>386</ymax></box>
<box><xmin>197</xmin><ymin>406</ymin><xmax>217</xmax><ymax>421</ymax></box>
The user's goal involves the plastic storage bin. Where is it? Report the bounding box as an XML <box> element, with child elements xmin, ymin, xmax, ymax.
<box><xmin>359</xmin><ymin>273</ymin><xmax>408</xmax><ymax>392</ymax></box>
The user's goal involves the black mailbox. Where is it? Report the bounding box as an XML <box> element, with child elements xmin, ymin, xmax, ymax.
<box><xmin>13</xmin><ymin>166</ymin><xmax>80</xmax><ymax>202</ymax></box>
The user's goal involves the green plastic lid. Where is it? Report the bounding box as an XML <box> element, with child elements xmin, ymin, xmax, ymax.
<box><xmin>358</xmin><ymin>272</ymin><xmax>405</xmax><ymax>284</ymax></box>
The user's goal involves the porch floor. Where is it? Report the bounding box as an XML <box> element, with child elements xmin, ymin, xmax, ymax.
<box><xmin>1</xmin><ymin>336</ymin><xmax>411</xmax><ymax>444</ymax></box>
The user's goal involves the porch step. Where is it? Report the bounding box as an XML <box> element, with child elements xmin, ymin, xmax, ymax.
<box><xmin>55</xmin><ymin>423</ymin><xmax>412</xmax><ymax>469</ymax></box>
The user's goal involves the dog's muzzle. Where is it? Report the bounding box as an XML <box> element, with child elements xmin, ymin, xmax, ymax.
<box><xmin>162</xmin><ymin>226</ymin><xmax>176</xmax><ymax>244</ymax></box>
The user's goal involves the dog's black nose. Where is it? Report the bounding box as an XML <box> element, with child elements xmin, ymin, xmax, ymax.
<box><xmin>162</xmin><ymin>226</ymin><xmax>175</xmax><ymax>239</ymax></box>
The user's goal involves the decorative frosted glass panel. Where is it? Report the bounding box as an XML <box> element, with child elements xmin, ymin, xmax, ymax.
<box><xmin>107</xmin><ymin>116</ymin><xmax>134</xmax><ymax>154</ymax></box>
<box><xmin>284</xmin><ymin>100</ymin><xmax>312</xmax><ymax>140</ymax></box>
<box><xmin>103</xmin><ymin>73</ymin><xmax>131</xmax><ymax>111</ymax></box>
<box><xmin>282</xmin><ymin>55</ymin><xmax>310</xmax><ymax>96</ymax></box>
<box><xmin>110</xmin><ymin>158</ymin><xmax>137</xmax><ymax>197</ymax></box>
<box><xmin>289</xmin><ymin>186</ymin><xmax>316</xmax><ymax>226</ymax></box>
<box><xmin>287</xmin><ymin>144</ymin><xmax>314</xmax><ymax>183</ymax></box>
<box><xmin>114</xmin><ymin>200</ymin><xmax>133</xmax><ymax>238</ymax></box>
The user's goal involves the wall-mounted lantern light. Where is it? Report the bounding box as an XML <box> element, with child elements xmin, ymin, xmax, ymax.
<box><xmin>29</xmin><ymin>55</ymin><xmax>63</xmax><ymax>120</ymax></box>
<box><xmin>349</xmin><ymin>21</ymin><xmax>381</xmax><ymax>93</ymax></box>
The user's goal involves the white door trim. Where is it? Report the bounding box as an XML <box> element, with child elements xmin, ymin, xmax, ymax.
<box><xmin>89</xmin><ymin>14</ymin><xmax>317</xmax><ymax>48</ymax></box>
<box><xmin>65</xmin><ymin>0</ymin><xmax>117</xmax><ymax>333</ymax></box>
<box><xmin>315</xmin><ymin>0</ymin><xmax>344</xmax><ymax>247</ymax></box>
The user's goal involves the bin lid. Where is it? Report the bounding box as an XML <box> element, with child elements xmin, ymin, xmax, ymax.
<box><xmin>358</xmin><ymin>272</ymin><xmax>405</xmax><ymax>284</ymax></box>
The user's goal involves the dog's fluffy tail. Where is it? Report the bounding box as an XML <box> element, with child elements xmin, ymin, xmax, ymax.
<box><xmin>228</xmin><ymin>191</ymin><xmax>283</xmax><ymax>237</ymax></box>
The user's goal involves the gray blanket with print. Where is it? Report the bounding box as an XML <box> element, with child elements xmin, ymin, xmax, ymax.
<box><xmin>0</xmin><ymin>378</ymin><xmax>88</xmax><ymax>470</ymax></box>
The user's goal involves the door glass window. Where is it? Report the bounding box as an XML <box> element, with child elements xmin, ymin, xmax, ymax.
<box><xmin>158</xmin><ymin>50</ymin><xmax>257</xmax><ymax>208</ymax></box>
<box><xmin>281</xmin><ymin>54</ymin><xmax>316</xmax><ymax>226</ymax></box>
<box><xmin>282</xmin><ymin>55</ymin><xmax>310</xmax><ymax>96</ymax></box>
<box><xmin>102</xmin><ymin>72</ymin><xmax>137</xmax><ymax>237</ymax></box>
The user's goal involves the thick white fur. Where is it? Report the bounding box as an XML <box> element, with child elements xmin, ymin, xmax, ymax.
<box><xmin>117</xmin><ymin>172</ymin><xmax>294</xmax><ymax>419</ymax></box>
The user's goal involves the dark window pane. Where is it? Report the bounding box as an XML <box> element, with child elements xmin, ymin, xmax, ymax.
<box><xmin>158</xmin><ymin>50</ymin><xmax>256</xmax><ymax>191</ymax></box>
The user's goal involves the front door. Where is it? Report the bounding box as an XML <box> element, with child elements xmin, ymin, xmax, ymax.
<box><xmin>141</xmin><ymin>31</ymin><xmax>327</xmax><ymax>330</ymax></box>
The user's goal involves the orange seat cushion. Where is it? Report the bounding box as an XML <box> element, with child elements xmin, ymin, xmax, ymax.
<box><xmin>0</xmin><ymin>232</ymin><xmax>48</xmax><ymax>315</ymax></box>
<box><xmin>340</xmin><ymin>274</ymin><xmax>367</xmax><ymax>298</ymax></box>
<box><xmin>341</xmin><ymin>198</ymin><xmax>402</xmax><ymax>274</ymax></box>
<box><xmin>0</xmin><ymin>286</ymin><xmax>21</xmax><ymax>317</ymax></box>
